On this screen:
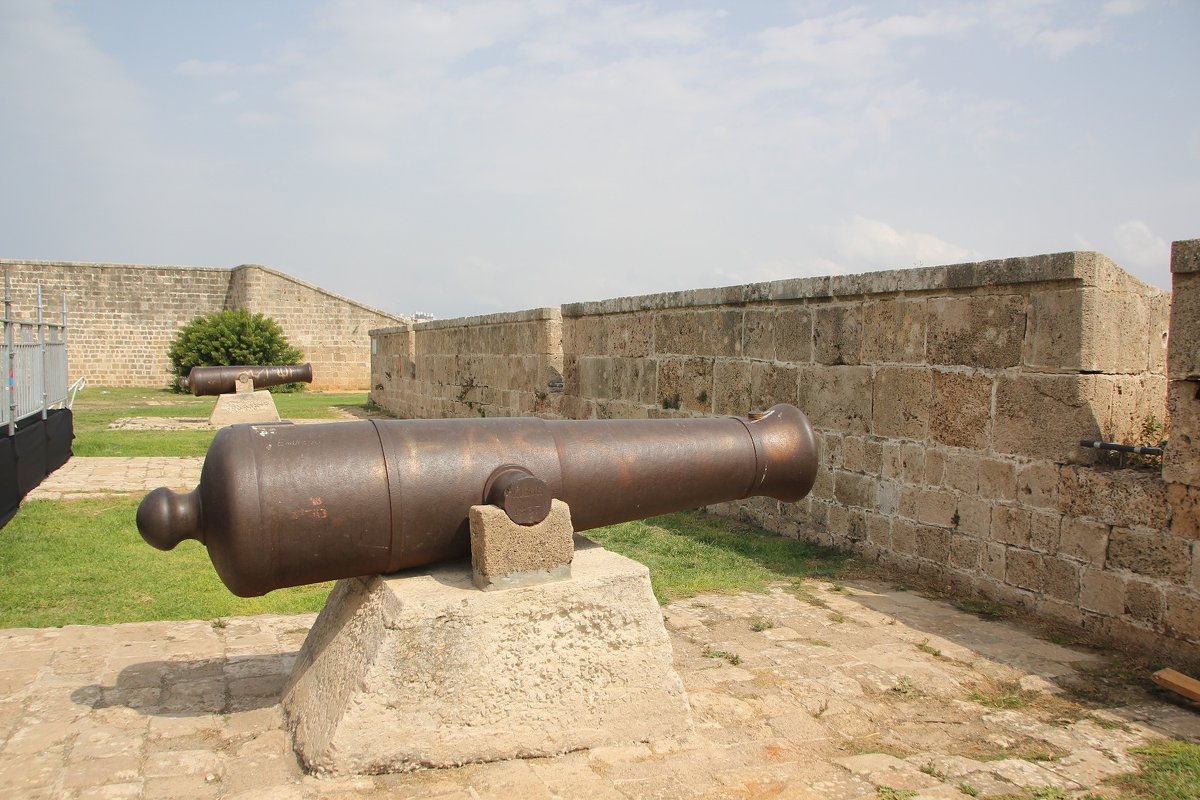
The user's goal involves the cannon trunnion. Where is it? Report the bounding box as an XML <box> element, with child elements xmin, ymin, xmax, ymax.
<box><xmin>136</xmin><ymin>405</ymin><xmax>818</xmax><ymax>597</ymax></box>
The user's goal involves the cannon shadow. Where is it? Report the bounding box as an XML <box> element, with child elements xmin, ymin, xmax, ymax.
<box><xmin>70</xmin><ymin>652</ymin><xmax>300</xmax><ymax>717</ymax></box>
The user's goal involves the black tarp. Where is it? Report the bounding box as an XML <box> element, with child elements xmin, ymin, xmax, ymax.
<box><xmin>0</xmin><ymin>409</ymin><xmax>74</xmax><ymax>526</ymax></box>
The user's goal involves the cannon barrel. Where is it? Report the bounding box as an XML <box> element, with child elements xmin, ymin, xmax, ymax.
<box><xmin>136</xmin><ymin>404</ymin><xmax>818</xmax><ymax>597</ymax></box>
<box><xmin>183</xmin><ymin>363</ymin><xmax>313</xmax><ymax>396</ymax></box>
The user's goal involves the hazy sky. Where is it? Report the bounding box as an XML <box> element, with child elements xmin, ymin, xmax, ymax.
<box><xmin>1</xmin><ymin>1</ymin><xmax>1196</xmax><ymax>319</ymax></box>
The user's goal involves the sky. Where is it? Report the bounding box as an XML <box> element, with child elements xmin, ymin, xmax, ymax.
<box><xmin>1</xmin><ymin>1</ymin><xmax>1197</xmax><ymax>319</ymax></box>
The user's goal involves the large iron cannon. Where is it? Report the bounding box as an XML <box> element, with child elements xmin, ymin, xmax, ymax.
<box><xmin>182</xmin><ymin>363</ymin><xmax>313</xmax><ymax>396</ymax></box>
<box><xmin>136</xmin><ymin>404</ymin><xmax>818</xmax><ymax>596</ymax></box>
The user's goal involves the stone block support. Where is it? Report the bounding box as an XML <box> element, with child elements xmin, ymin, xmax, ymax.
<box><xmin>282</xmin><ymin>538</ymin><xmax>693</xmax><ymax>775</ymax></box>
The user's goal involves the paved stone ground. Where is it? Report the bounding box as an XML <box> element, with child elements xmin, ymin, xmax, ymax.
<box><xmin>4</xmin><ymin>456</ymin><xmax>1199</xmax><ymax>798</ymax></box>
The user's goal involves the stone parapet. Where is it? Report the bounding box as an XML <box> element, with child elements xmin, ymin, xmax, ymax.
<box><xmin>369</xmin><ymin>243</ymin><xmax>1198</xmax><ymax>666</ymax></box>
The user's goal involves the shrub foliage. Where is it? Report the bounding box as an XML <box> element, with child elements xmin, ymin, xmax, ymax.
<box><xmin>168</xmin><ymin>309</ymin><xmax>304</xmax><ymax>391</ymax></box>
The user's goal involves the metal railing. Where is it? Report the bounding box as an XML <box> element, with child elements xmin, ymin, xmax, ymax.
<box><xmin>2</xmin><ymin>273</ymin><xmax>70</xmax><ymax>434</ymax></box>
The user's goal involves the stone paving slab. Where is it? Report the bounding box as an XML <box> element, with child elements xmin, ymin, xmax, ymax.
<box><xmin>0</xmin><ymin>579</ymin><xmax>1195</xmax><ymax>799</ymax></box>
<box><xmin>26</xmin><ymin>457</ymin><xmax>206</xmax><ymax>500</ymax></box>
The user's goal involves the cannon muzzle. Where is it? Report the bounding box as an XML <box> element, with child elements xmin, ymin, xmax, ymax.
<box><xmin>136</xmin><ymin>404</ymin><xmax>818</xmax><ymax>596</ymax></box>
<box><xmin>182</xmin><ymin>363</ymin><xmax>314</xmax><ymax>396</ymax></box>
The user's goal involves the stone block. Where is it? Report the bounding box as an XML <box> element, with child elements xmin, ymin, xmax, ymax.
<box><xmin>924</xmin><ymin>448</ymin><xmax>947</xmax><ymax>486</ymax></box>
<box><xmin>1058</xmin><ymin>465</ymin><xmax>1170</xmax><ymax>530</ymax></box>
<box><xmin>750</xmin><ymin>362</ymin><xmax>799</xmax><ymax>409</ymax></box>
<box><xmin>1164</xmin><ymin>589</ymin><xmax>1200</xmax><ymax>643</ymax></box>
<box><xmin>912</xmin><ymin>522</ymin><xmax>950</xmax><ymax>561</ymax></box>
<box><xmin>812</xmin><ymin>304</ymin><xmax>861</xmax><ymax>366</ymax></box>
<box><xmin>982</xmin><ymin>543</ymin><xmax>1006</xmax><ymax>581</ymax></box>
<box><xmin>955</xmin><ymin>496</ymin><xmax>991</xmax><ymax>537</ymax></box>
<box><xmin>993</xmin><ymin>374</ymin><xmax>1111</xmax><ymax>461</ymax></box>
<box><xmin>796</xmin><ymin>366</ymin><xmax>872</xmax><ymax>433</ymax></box>
<box><xmin>978</xmin><ymin>459</ymin><xmax>1016</xmax><ymax>501</ymax></box>
<box><xmin>1108</xmin><ymin>374</ymin><xmax>1168</xmax><ymax>449</ymax></box>
<box><xmin>1169</xmin><ymin>269</ymin><xmax>1200</xmax><ymax>379</ymax></box>
<box><xmin>470</xmin><ymin>501</ymin><xmax>573</xmax><ymax>590</ymax></box>
<box><xmin>656</xmin><ymin>357</ymin><xmax>713</xmax><ymax>413</ymax></box>
<box><xmin>1059</xmin><ymin>517</ymin><xmax>1109</xmax><ymax>566</ymax></box>
<box><xmin>654</xmin><ymin>310</ymin><xmax>741</xmax><ymax>358</ymax></box>
<box><xmin>1163</xmin><ymin>380</ymin><xmax>1200</xmax><ymax>485</ymax></box>
<box><xmin>860</xmin><ymin>299</ymin><xmax>926</xmax><ymax>364</ymax></box>
<box><xmin>881</xmin><ymin>442</ymin><xmax>924</xmax><ymax>484</ymax></box>
<box><xmin>1006</xmin><ymin>549</ymin><xmax>1045</xmax><ymax>592</ymax></box>
<box><xmin>578</xmin><ymin>357</ymin><xmax>614</xmax><ymax>400</ymax></box>
<box><xmin>611</xmin><ymin>358</ymin><xmax>657</xmax><ymax>405</ymax></box>
<box><xmin>1043</xmin><ymin>557</ymin><xmax>1081</xmax><ymax>603</ymax></box>
<box><xmin>774</xmin><ymin>307</ymin><xmax>813</xmax><ymax>363</ymax></box>
<box><xmin>712</xmin><ymin>360</ymin><xmax>751</xmax><ymax>416</ymax></box>
<box><xmin>1027</xmin><ymin>288</ymin><xmax>1150</xmax><ymax>373</ymax></box>
<box><xmin>741</xmin><ymin>309</ymin><xmax>775</xmax><ymax>361</ymax></box>
<box><xmin>1168</xmin><ymin>483</ymin><xmax>1200</xmax><ymax>540</ymax></box>
<box><xmin>891</xmin><ymin>519</ymin><xmax>919</xmax><ymax>555</ymax></box>
<box><xmin>282</xmin><ymin>539</ymin><xmax>693</xmax><ymax>775</ymax></box>
<box><xmin>1124</xmin><ymin>579</ymin><xmax>1164</xmax><ymax>626</ymax></box>
<box><xmin>991</xmin><ymin>506</ymin><xmax>1031</xmax><ymax>548</ymax></box>
<box><xmin>1080</xmin><ymin>568</ymin><xmax>1124</xmax><ymax>617</ymax></box>
<box><xmin>930</xmin><ymin>371</ymin><xmax>992</xmax><ymax>450</ymax></box>
<box><xmin>928</xmin><ymin>294</ymin><xmax>1026</xmax><ymax>368</ymax></box>
<box><xmin>871</xmin><ymin>367</ymin><xmax>931</xmax><ymax>439</ymax></box>
<box><xmin>841</xmin><ymin>437</ymin><xmax>882</xmax><ymax>475</ymax></box>
<box><xmin>1029</xmin><ymin>511</ymin><xmax>1061</xmax><ymax>554</ymax></box>
<box><xmin>950</xmin><ymin>535</ymin><xmax>981</xmax><ymax>570</ymax></box>
<box><xmin>1016</xmin><ymin>462</ymin><xmax>1059</xmax><ymax>510</ymax></box>
<box><xmin>940</xmin><ymin>450</ymin><xmax>979</xmax><ymax>494</ymax></box>
<box><xmin>833</xmin><ymin>470</ymin><xmax>875</xmax><ymax>509</ymax></box>
<box><xmin>607</xmin><ymin>315</ymin><xmax>652</xmax><ymax>358</ymax></box>
<box><xmin>1107</xmin><ymin>527</ymin><xmax>1192</xmax><ymax>583</ymax></box>
<box><xmin>917</xmin><ymin>489</ymin><xmax>957</xmax><ymax>528</ymax></box>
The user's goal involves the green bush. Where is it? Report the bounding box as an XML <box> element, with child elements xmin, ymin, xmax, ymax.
<box><xmin>167</xmin><ymin>309</ymin><xmax>305</xmax><ymax>392</ymax></box>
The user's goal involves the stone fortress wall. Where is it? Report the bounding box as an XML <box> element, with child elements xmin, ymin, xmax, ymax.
<box><xmin>0</xmin><ymin>260</ymin><xmax>405</xmax><ymax>390</ymax></box>
<box><xmin>371</xmin><ymin>241</ymin><xmax>1200</xmax><ymax>668</ymax></box>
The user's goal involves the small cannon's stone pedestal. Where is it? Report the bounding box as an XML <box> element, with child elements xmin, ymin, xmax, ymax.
<box><xmin>281</xmin><ymin>530</ymin><xmax>693</xmax><ymax>775</ymax></box>
<box><xmin>208</xmin><ymin>383</ymin><xmax>280</xmax><ymax>426</ymax></box>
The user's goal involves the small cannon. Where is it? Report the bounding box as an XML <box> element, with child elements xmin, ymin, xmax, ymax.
<box><xmin>136</xmin><ymin>404</ymin><xmax>818</xmax><ymax>596</ymax></box>
<box><xmin>181</xmin><ymin>363</ymin><xmax>313</xmax><ymax>396</ymax></box>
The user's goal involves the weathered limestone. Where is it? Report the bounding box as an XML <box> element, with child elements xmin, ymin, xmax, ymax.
<box><xmin>208</xmin><ymin>390</ymin><xmax>281</xmax><ymax>426</ymax></box>
<box><xmin>370</xmin><ymin>242</ymin><xmax>1200</xmax><ymax>667</ymax></box>
<box><xmin>470</xmin><ymin>500</ymin><xmax>574</xmax><ymax>590</ymax></box>
<box><xmin>282</xmin><ymin>538</ymin><xmax>693</xmax><ymax>775</ymax></box>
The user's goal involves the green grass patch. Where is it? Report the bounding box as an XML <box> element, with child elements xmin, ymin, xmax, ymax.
<box><xmin>69</xmin><ymin>386</ymin><xmax>373</xmax><ymax>457</ymax></box>
<box><xmin>583</xmin><ymin>512</ymin><xmax>857</xmax><ymax>603</ymax></box>
<box><xmin>0</xmin><ymin>497</ymin><xmax>331</xmax><ymax>627</ymax></box>
<box><xmin>1108</xmin><ymin>739</ymin><xmax>1200</xmax><ymax>800</ymax></box>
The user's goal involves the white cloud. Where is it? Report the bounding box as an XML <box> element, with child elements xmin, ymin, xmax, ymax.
<box><xmin>831</xmin><ymin>217</ymin><xmax>978</xmax><ymax>271</ymax></box>
<box><xmin>1102</xmin><ymin>0</ymin><xmax>1152</xmax><ymax>16</ymax></box>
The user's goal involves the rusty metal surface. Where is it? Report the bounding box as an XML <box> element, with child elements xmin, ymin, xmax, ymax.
<box><xmin>183</xmin><ymin>363</ymin><xmax>314</xmax><ymax>396</ymax></box>
<box><xmin>136</xmin><ymin>404</ymin><xmax>819</xmax><ymax>596</ymax></box>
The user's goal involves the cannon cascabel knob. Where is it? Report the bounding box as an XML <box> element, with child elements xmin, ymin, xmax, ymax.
<box><xmin>137</xmin><ymin>486</ymin><xmax>204</xmax><ymax>550</ymax></box>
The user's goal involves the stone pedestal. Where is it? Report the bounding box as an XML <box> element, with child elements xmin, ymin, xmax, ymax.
<box><xmin>208</xmin><ymin>390</ymin><xmax>280</xmax><ymax>426</ymax></box>
<box><xmin>281</xmin><ymin>536</ymin><xmax>693</xmax><ymax>775</ymax></box>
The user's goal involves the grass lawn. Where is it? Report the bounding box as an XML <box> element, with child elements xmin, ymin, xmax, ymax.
<box><xmin>586</xmin><ymin>512</ymin><xmax>859</xmax><ymax>603</ymax></box>
<box><xmin>70</xmin><ymin>386</ymin><xmax>375</xmax><ymax>456</ymax></box>
<box><xmin>0</xmin><ymin>497</ymin><xmax>333</xmax><ymax>627</ymax></box>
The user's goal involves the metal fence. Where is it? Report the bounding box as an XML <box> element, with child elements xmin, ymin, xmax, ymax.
<box><xmin>2</xmin><ymin>274</ymin><xmax>71</xmax><ymax>434</ymax></box>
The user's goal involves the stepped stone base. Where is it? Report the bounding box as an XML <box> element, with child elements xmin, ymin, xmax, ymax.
<box><xmin>208</xmin><ymin>390</ymin><xmax>280</xmax><ymax>426</ymax></box>
<box><xmin>281</xmin><ymin>537</ymin><xmax>693</xmax><ymax>775</ymax></box>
